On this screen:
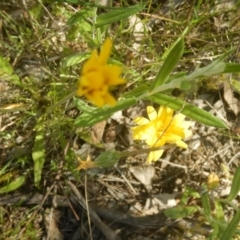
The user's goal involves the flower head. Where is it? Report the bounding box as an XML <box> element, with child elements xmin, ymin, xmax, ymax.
<box><xmin>76</xmin><ymin>155</ymin><xmax>97</xmax><ymax>170</ymax></box>
<box><xmin>132</xmin><ymin>106</ymin><xmax>192</xmax><ymax>163</ymax></box>
<box><xmin>77</xmin><ymin>38</ymin><xmax>126</xmax><ymax>107</ymax></box>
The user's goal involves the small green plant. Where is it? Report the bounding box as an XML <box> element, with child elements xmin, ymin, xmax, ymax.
<box><xmin>164</xmin><ymin>167</ymin><xmax>240</xmax><ymax>239</ymax></box>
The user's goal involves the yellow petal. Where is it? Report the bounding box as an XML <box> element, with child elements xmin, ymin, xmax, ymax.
<box><xmin>104</xmin><ymin>92</ymin><xmax>117</xmax><ymax>106</ymax></box>
<box><xmin>82</xmin><ymin>50</ymin><xmax>99</xmax><ymax>74</ymax></box>
<box><xmin>132</xmin><ymin>124</ymin><xmax>155</xmax><ymax>140</ymax></box>
<box><xmin>166</xmin><ymin>126</ymin><xmax>185</xmax><ymax>138</ymax></box>
<box><xmin>77</xmin><ymin>156</ymin><xmax>97</xmax><ymax>170</ymax></box>
<box><xmin>158</xmin><ymin>106</ymin><xmax>174</xmax><ymax>122</ymax></box>
<box><xmin>173</xmin><ymin>113</ymin><xmax>185</xmax><ymax>123</ymax></box>
<box><xmin>105</xmin><ymin>64</ymin><xmax>122</xmax><ymax>76</ymax></box>
<box><xmin>134</xmin><ymin>117</ymin><xmax>150</xmax><ymax>125</ymax></box>
<box><xmin>163</xmin><ymin>111</ymin><xmax>174</xmax><ymax>127</ymax></box>
<box><xmin>147</xmin><ymin>106</ymin><xmax>157</xmax><ymax>121</ymax></box>
<box><xmin>147</xmin><ymin>149</ymin><xmax>164</xmax><ymax>163</ymax></box>
<box><xmin>77</xmin><ymin>38</ymin><xmax>127</xmax><ymax>108</ymax></box>
<box><xmin>175</xmin><ymin>140</ymin><xmax>188</xmax><ymax>148</ymax></box>
<box><xmin>146</xmin><ymin>136</ymin><xmax>164</xmax><ymax>147</ymax></box>
<box><xmin>87</xmin><ymin>72</ymin><xmax>106</xmax><ymax>89</ymax></box>
<box><xmin>99</xmin><ymin>38</ymin><xmax>112</xmax><ymax>64</ymax></box>
<box><xmin>86</xmin><ymin>91</ymin><xmax>105</xmax><ymax>107</ymax></box>
<box><xmin>164</xmin><ymin>132</ymin><xmax>182</xmax><ymax>142</ymax></box>
<box><xmin>104</xmin><ymin>65</ymin><xmax>126</xmax><ymax>85</ymax></box>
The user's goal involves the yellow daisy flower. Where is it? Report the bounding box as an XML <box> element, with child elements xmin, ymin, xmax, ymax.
<box><xmin>132</xmin><ymin>106</ymin><xmax>192</xmax><ymax>163</ymax></box>
<box><xmin>77</xmin><ymin>38</ymin><xmax>126</xmax><ymax>107</ymax></box>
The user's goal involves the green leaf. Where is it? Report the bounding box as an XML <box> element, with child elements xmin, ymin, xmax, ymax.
<box><xmin>224</xmin><ymin>166</ymin><xmax>240</xmax><ymax>202</ymax></box>
<box><xmin>167</xmin><ymin>71</ymin><xmax>187</xmax><ymax>83</ymax></box>
<box><xmin>220</xmin><ymin>210</ymin><xmax>240</xmax><ymax>240</ymax></box>
<box><xmin>210</xmin><ymin>223</ymin><xmax>219</xmax><ymax>240</ymax></box>
<box><xmin>74</xmin><ymin>98</ymin><xmax>97</xmax><ymax>115</ymax></box>
<box><xmin>96</xmin><ymin>3</ymin><xmax>146</xmax><ymax>28</ymax></box>
<box><xmin>74</xmin><ymin>97</ymin><xmax>136</xmax><ymax>127</ymax></box>
<box><xmin>150</xmin><ymin>38</ymin><xmax>184</xmax><ymax>89</ymax></box>
<box><xmin>122</xmin><ymin>84</ymin><xmax>150</xmax><ymax>98</ymax></box>
<box><xmin>67</xmin><ymin>9</ymin><xmax>94</xmax><ymax>25</ymax></box>
<box><xmin>0</xmin><ymin>175</ymin><xmax>25</xmax><ymax>193</ymax></box>
<box><xmin>94</xmin><ymin>151</ymin><xmax>121</xmax><ymax>168</ymax></box>
<box><xmin>230</xmin><ymin>78</ymin><xmax>240</xmax><ymax>93</ymax></box>
<box><xmin>148</xmin><ymin>94</ymin><xmax>228</xmax><ymax>129</ymax></box>
<box><xmin>185</xmin><ymin>49</ymin><xmax>235</xmax><ymax>80</ymax></box>
<box><xmin>180</xmin><ymin>186</ymin><xmax>200</xmax><ymax>205</ymax></box>
<box><xmin>32</xmin><ymin>118</ymin><xmax>45</xmax><ymax>187</ymax></box>
<box><xmin>62</xmin><ymin>52</ymin><xmax>89</xmax><ymax>67</ymax></box>
<box><xmin>164</xmin><ymin>206</ymin><xmax>198</xmax><ymax>219</ymax></box>
<box><xmin>215</xmin><ymin>200</ymin><xmax>225</xmax><ymax>221</ymax></box>
<box><xmin>223</xmin><ymin>63</ymin><xmax>240</xmax><ymax>73</ymax></box>
<box><xmin>201</xmin><ymin>190</ymin><xmax>212</xmax><ymax>222</ymax></box>
<box><xmin>0</xmin><ymin>55</ymin><xmax>20</xmax><ymax>85</ymax></box>
<box><xmin>138</xmin><ymin>49</ymin><xmax>235</xmax><ymax>100</ymax></box>
<box><xmin>141</xmin><ymin>50</ymin><xmax>236</xmax><ymax>101</ymax></box>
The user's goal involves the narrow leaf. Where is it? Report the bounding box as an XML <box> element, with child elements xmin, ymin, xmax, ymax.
<box><xmin>224</xmin><ymin>63</ymin><xmax>240</xmax><ymax>73</ymax></box>
<box><xmin>220</xmin><ymin>210</ymin><xmax>240</xmax><ymax>240</ymax></box>
<box><xmin>224</xmin><ymin>166</ymin><xmax>240</xmax><ymax>202</ymax></box>
<box><xmin>122</xmin><ymin>84</ymin><xmax>150</xmax><ymax>98</ymax></box>
<box><xmin>94</xmin><ymin>151</ymin><xmax>121</xmax><ymax>168</ymax></box>
<box><xmin>74</xmin><ymin>97</ymin><xmax>136</xmax><ymax>127</ymax></box>
<box><xmin>148</xmin><ymin>94</ymin><xmax>228</xmax><ymax>129</ymax></box>
<box><xmin>0</xmin><ymin>55</ymin><xmax>20</xmax><ymax>85</ymax></box>
<box><xmin>62</xmin><ymin>53</ymin><xmax>88</xmax><ymax>67</ymax></box>
<box><xmin>67</xmin><ymin>9</ymin><xmax>94</xmax><ymax>25</ymax></box>
<box><xmin>201</xmin><ymin>190</ymin><xmax>212</xmax><ymax>222</ymax></box>
<box><xmin>150</xmin><ymin>38</ymin><xmax>184</xmax><ymax>89</ymax></box>
<box><xmin>32</xmin><ymin>118</ymin><xmax>45</xmax><ymax>187</ymax></box>
<box><xmin>96</xmin><ymin>3</ymin><xmax>145</xmax><ymax>28</ymax></box>
<box><xmin>0</xmin><ymin>175</ymin><xmax>25</xmax><ymax>193</ymax></box>
<box><xmin>164</xmin><ymin>206</ymin><xmax>198</xmax><ymax>219</ymax></box>
<box><xmin>215</xmin><ymin>200</ymin><xmax>225</xmax><ymax>221</ymax></box>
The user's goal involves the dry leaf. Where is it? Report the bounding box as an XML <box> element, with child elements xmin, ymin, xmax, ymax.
<box><xmin>0</xmin><ymin>103</ymin><xmax>28</xmax><ymax>112</ymax></box>
<box><xmin>130</xmin><ymin>165</ymin><xmax>155</xmax><ymax>192</ymax></box>
<box><xmin>44</xmin><ymin>209</ymin><xmax>63</xmax><ymax>240</ymax></box>
<box><xmin>223</xmin><ymin>80</ymin><xmax>239</xmax><ymax>116</ymax></box>
<box><xmin>90</xmin><ymin>120</ymin><xmax>107</xmax><ymax>144</ymax></box>
<box><xmin>143</xmin><ymin>193</ymin><xmax>178</xmax><ymax>215</ymax></box>
<box><xmin>103</xmin><ymin>121</ymin><xmax>117</xmax><ymax>143</ymax></box>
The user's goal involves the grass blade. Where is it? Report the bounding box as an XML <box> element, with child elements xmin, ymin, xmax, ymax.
<box><xmin>148</xmin><ymin>94</ymin><xmax>228</xmax><ymax>129</ymax></box>
<box><xmin>74</xmin><ymin>97</ymin><xmax>136</xmax><ymax>127</ymax></box>
<box><xmin>224</xmin><ymin>166</ymin><xmax>240</xmax><ymax>202</ymax></box>
<box><xmin>96</xmin><ymin>3</ymin><xmax>145</xmax><ymax>28</ymax></box>
<box><xmin>32</xmin><ymin>118</ymin><xmax>45</xmax><ymax>187</ymax></box>
<box><xmin>150</xmin><ymin>38</ymin><xmax>184</xmax><ymax>89</ymax></box>
<box><xmin>220</xmin><ymin>210</ymin><xmax>240</xmax><ymax>240</ymax></box>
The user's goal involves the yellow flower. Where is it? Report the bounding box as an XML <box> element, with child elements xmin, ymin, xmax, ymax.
<box><xmin>132</xmin><ymin>106</ymin><xmax>192</xmax><ymax>163</ymax></box>
<box><xmin>76</xmin><ymin>155</ymin><xmax>97</xmax><ymax>170</ymax></box>
<box><xmin>206</xmin><ymin>172</ymin><xmax>219</xmax><ymax>190</ymax></box>
<box><xmin>77</xmin><ymin>38</ymin><xmax>126</xmax><ymax>107</ymax></box>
